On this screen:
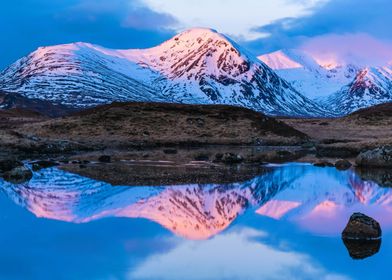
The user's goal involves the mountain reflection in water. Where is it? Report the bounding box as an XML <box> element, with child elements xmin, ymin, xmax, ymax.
<box><xmin>1</xmin><ymin>163</ymin><xmax>392</xmax><ymax>240</ymax></box>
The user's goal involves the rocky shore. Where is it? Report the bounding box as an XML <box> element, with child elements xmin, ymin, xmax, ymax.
<box><xmin>0</xmin><ymin>101</ymin><xmax>391</xmax><ymax>186</ymax></box>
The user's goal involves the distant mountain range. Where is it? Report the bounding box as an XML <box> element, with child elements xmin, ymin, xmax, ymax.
<box><xmin>0</xmin><ymin>28</ymin><xmax>329</xmax><ymax>117</ymax></box>
<box><xmin>259</xmin><ymin>49</ymin><xmax>392</xmax><ymax>115</ymax></box>
<box><xmin>0</xmin><ymin>28</ymin><xmax>391</xmax><ymax>117</ymax></box>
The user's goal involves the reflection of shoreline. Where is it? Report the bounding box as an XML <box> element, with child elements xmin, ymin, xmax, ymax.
<box><xmin>59</xmin><ymin>160</ymin><xmax>269</xmax><ymax>186</ymax></box>
<box><xmin>355</xmin><ymin>167</ymin><xmax>392</xmax><ymax>188</ymax></box>
<box><xmin>1</xmin><ymin>164</ymin><xmax>392</xmax><ymax>239</ymax></box>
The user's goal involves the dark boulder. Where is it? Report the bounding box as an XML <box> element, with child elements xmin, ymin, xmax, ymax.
<box><xmin>0</xmin><ymin>159</ymin><xmax>23</xmax><ymax>173</ymax></box>
<box><xmin>335</xmin><ymin>159</ymin><xmax>352</xmax><ymax>171</ymax></box>
<box><xmin>216</xmin><ymin>153</ymin><xmax>244</xmax><ymax>164</ymax></box>
<box><xmin>194</xmin><ymin>154</ymin><xmax>209</xmax><ymax>161</ymax></box>
<box><xmin>214</xmin><ymin>153</ymin><xmax>223</xmax><ymax>161</ymax></box>
<box><xmin>313</xmin><ymin>161</ymin><xmax>334</xmax><ymax>167</ymax></box>
<box><xmin>31</xmin><ymin>160</ymin><xmax>58</xmax><ymax>171</ymax></box>
<box><xmin>247</xmin><ymin>150</ymin><xmax>304</xmax><ymax>164</ymax></box>
<box><xmin>342</xmin><ymin>213</ymin><xmax>381</xmax><ymax>240</ymax></box>
<box><xmin>342</xmin><ymin>239</ymin><xmax>381</xmax><ymax>260</ymax></box>
<box><xmin>98</xmin><ymin>155</ymin><xmax>111</xmax><ymax>163</ymax></box>
<box><xmin>3</xmin><ymin>166</ymin><xmax>33</xmax><ymax>184</ymax></box>
<box><xmin>356</xmin><ymin>146</ymin><xmax>392</xmax><ymax>167</ymax></box>
<box><xmin>316</xmin><ymin>145</ymin><xmax>359</xmax><ymax>158</ymax></box>
<box><xmin>163</xmin><ymin>149</ymin><xmax>178</xmax><ymax>155</ymax></box>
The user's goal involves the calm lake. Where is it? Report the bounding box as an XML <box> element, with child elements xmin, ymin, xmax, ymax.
<box><xmin>0</xmin><ymin>163</ymin><xmax>391</xmax><ymax>280</ymax></box>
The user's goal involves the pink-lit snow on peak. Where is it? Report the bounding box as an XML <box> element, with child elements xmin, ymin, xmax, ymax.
<box><xmin>259</xmin><ymin>50</ymin><xmax>304</xmax><ymax>70</ymax></box>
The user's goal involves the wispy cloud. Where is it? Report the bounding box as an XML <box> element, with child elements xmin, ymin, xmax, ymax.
<box><xmin>140</xmin><ymin>0</ymin><xmax>326</xmax><ymax>40</ymax></box>
<box><xmin>245</xmin><ymin>0</ymin><xmax>392</xmax><ymax>64</ymax></box>
<box><xmin>0</xmin><ymin>0</ymin><xmax>176</xmax><ymax>69</ymax></box>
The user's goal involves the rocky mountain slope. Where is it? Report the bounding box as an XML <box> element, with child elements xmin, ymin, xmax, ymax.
<box><xmin>324</xmin><ymin>66</ymin><xmax>392</xmax><ymax>115</ymax></box>
<box><xmin>259</xmin><ymin>49</ymin><xmax>392</xmax><ymax>115</ymax></box>
<box><xmin>259</xmin><ymin>49</ymin><xmax>358</xmax><ymax>100</ymax></box>
<box><xmin>0</xmin><ymin>28</ymin><xmax>329</xmax><ymax>117</ymax></box>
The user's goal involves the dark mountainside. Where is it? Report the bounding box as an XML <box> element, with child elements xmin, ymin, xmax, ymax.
<box><xmin>0</xmin><ymin>91</ymin><xmax>77</xmax><ymax>117</ymax></box>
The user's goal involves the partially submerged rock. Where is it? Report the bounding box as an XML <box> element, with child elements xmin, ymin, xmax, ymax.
<box><xmin>342</xmin><ymin>213</ymin><xmax>382</xmax><ymax>240</ymax></box>
<box><xmin>356</xmin><ymin>146</ymin><xmax>392</xmax><ymax>167</ymax></box>
<box><xmin>31</xmin><ymin>160</ymin><xmax>58</xmax><ymax>171</ymax></box>
<box><xmin>335</xmin><ymin>159</ymin><xmax>352</xmax><ymax>171</ymax></box>
<box><xmin>163</xmin><ymin>149</ymin><xmax>178</xmax><ymax>155</ymax></box>
<box><xmin>194</xmin><ymin>154</ymin><xmax>209</xmax><ymax>161</ymax></box>
<box><xmin>98</xmin><ymin>155</ymin><xmax>111</xmax><ymax>163</ymax></box>
<box><xmin>343</xmin><ymin>239</ymin><xmax>381</xmax><ymax>260</ymax></box>
<box><xmin>3</xmin><ymin>166</ymin><xmax>33</xmax><ymax>184</ymax></box>
<box><xmin>215</xmin><ymin>153</ymin><xmax>244</xmax><ymax>164</ymax></box>
<box><xmin>247</xmin><ymin>150</ymin><xmax>304</xmax><ymax>164</ymax></box>
<box><xmin>313</xmin><ymin>161</ymin><xmax>334</xmax><ymax>167</ymax></box>
<box><xmin>0</xmin><ymin>159</ymin><xmax>23</xmax><ymax>173</ymax></box>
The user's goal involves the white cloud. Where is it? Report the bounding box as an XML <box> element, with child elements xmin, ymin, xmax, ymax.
<box><xmin>129</xmin><ymin>228</ymin><xmax>351</xmax><ymax>280</ymax></box>
<box><xmin>140</xmin><ymin>0</ymin><xmax>326</xmax><ymax>40</ymax></box>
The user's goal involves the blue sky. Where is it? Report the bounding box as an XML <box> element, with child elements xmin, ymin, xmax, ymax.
<box><xmin>1</xmin><ymin>0</ymin><xmax>392</xmax><ymax>69</ymax></box>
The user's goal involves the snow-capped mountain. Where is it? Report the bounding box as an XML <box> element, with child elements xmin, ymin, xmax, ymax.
<box><xmin>324</xmin><ymin>66</ymin><xmax>392</xmax><ymax>115</ymax></box>
<box><xmin>0</xmin><ymin>28</ymin><xmax>329</xmax><ymax>117</ymax></box>
<box><xmin>0</xmin><ymin>43</ymin><xmax>163</xmax><ymax>107</ymax></box>
<box><xmin>259</xmin><ymin>49</ymin><xmax>392</xmax><ymax>115</ymax></box>
<box><xmin>258</xmin><ymin>49</ymin><xmax>359</xmax><ymax>100</ymax></box>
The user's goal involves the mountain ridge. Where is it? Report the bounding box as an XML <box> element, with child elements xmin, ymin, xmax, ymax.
<box><xmin>259</xmin><ymin>48</ymin><xmax>392</xmax><ymax>115</ymax></box>
<box><xmin>0</xmin><ymin>28</ymin><xmax>330</xmax><ymax>117</ymax></box>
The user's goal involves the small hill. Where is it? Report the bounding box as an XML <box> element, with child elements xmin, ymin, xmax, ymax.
<box><xmin>0</xmin><ymin>91</ymin><xmax>76</xmax><ymax>117</ymax></box>
<box><xmin>347</xmin><ymin>102</ymin><xmax>392</xmax><ymax>122</ymax></box>
<box><xmin>20</xmin><ymin>102</ymin><xmax>308</xmax><ymax>149</ymax></box>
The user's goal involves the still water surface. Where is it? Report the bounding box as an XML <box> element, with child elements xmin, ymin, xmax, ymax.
<box><xmin>0</xmin><ymin>163</ymin><xmax>391</xmax><ymax>280</ymax></box>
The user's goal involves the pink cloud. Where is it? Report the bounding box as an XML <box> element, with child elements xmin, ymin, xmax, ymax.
<box><xmin>299</xmin><ymin>33</ymin><xmax>392</xmax><ymax>67</ymax></box>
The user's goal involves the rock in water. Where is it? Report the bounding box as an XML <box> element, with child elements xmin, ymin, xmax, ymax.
<box><xmin>342</xmin><ymin>213</ymin><xmax>382</xmax><ymax>240</ymax></box>
<box><xmin>342</xmin><ymin>239</ymin><xmax>381</xmax><ymax>260</ymax></box>
<box><xmin>335</xmin><ymin>159</ymin><xmax>352</xmax><ymax>171</ymax></box>
<box><xmin>3</xmin><ymin>166</ymin><xmax>33</xmax><ymax>184</ymax></box>
<box><xmin>31</xmin><ymin>160</ymin><xmax>58</xmax><ymax>171</ymax></box>
<box><xmin>98</xmin><ymin>155</ymin><xmax>111</xmax><ymax>163</ymax></box>
<box><xmin>356</xmin><ymin>146</ymin><xmax>392</xmax><ymax>167</ymax></box>
<box><xmin>220</xmin><ymin>153</ymin><xmax>244</xmax><ymax>164</ymax></box>
<box><xmin>313</xmin><ymin>161</ymin><xmax>334</xmax><ymax>167</ymax></box>
<box><xmin>0</xmin><ymin>160</ymin><xmax>23</xmax><ymax>173</ymax></box>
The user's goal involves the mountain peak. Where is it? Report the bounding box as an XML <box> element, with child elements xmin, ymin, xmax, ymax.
<box><xmin>325</xmin><ymin>65</ymin><xmax>392</xmax><ymax>115</ymax></box>
<box><xmin>0</xmin><ymin>29</ymin><xmax>329</xmax><ymax>117</ymax></box>
<box><xmin>258</xmin><ymin>48</ymin><xmax>360</xmax><ymax>99</ymax></box>
<box><xmin>259</xmin><ymin>50</ymin><xmax>305</xmax><ymax>70</ymax></box>
<box><xmin>171</xmin><ymin>28</ymin><xmax>229</xmax><ymax>43</ymax></box>
<box><xmin>176</xmin><ymin>27</ymin><xmax>220</xmax><ymax>37</ymax></box>
<box><xmin>151</xmin><ymin>27</ymin><xmax>242</xmax><ymax>57</ymax></box>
